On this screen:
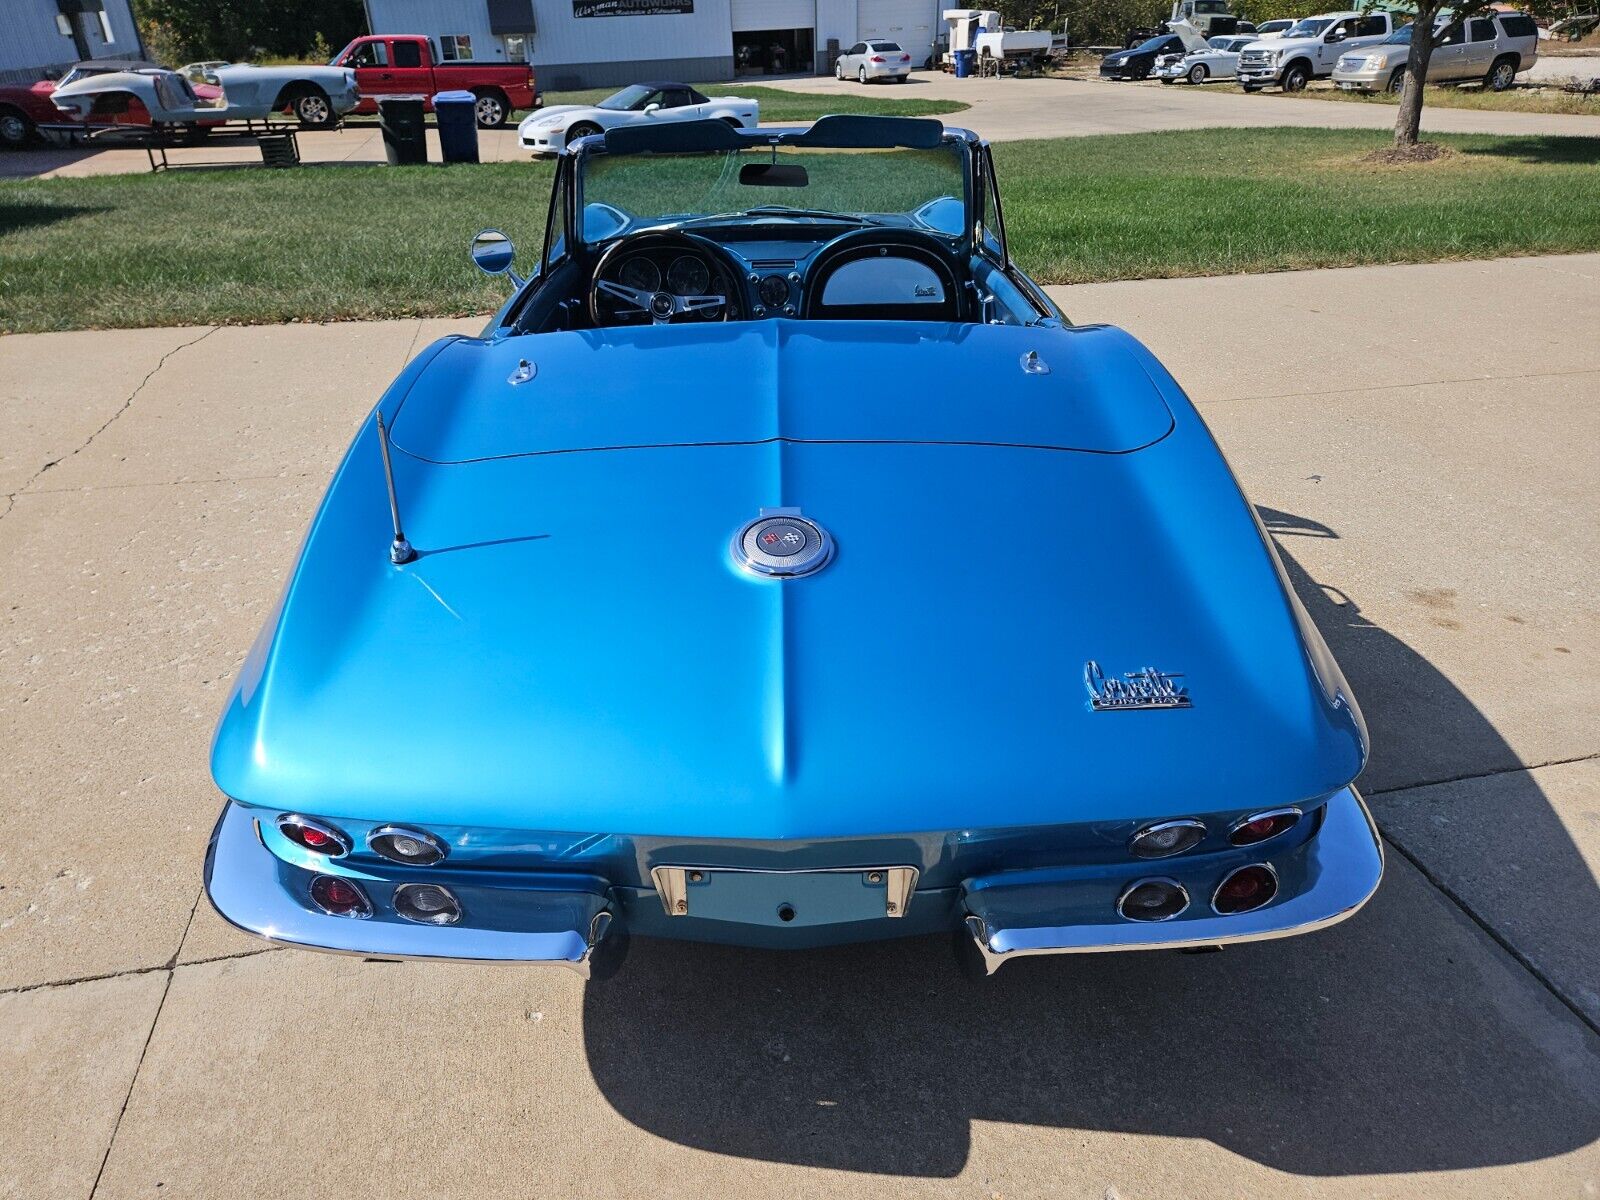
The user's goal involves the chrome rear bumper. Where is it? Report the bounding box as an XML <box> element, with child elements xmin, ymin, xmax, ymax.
<box><xmin>203</xmin><ymin>800</ymin><xmax>621</xmax><ymax>977</ymax></box>
<box><xmin>959</xmin><ymin>786</ymin><xmax>1383</xmax><ymax>974</ymax></box>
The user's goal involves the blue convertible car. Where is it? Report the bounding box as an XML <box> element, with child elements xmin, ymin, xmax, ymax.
<box><xmin>204</xmin><ymin>116</ymin><xmax>1382</xmax><ymax>977</ymax></box>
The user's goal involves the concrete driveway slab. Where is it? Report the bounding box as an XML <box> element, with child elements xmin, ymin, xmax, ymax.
<box><xmin>0</xmin><ymin>477</ymin><xmax>319</xmax><ymax>990</ymax></box>
<box><xmin>0</xmin><ymin>972</ymin><xmax>168</xmax><ymax>1200</ymax></box>
<box><xmin>0</xmin><ymin>326</ymin><xmax>209</xmax><ymax>502</ymax></box>
<box><xmin>91</xmin><ymin>857</ymin><xmax>1600</xmax><ymax>1199</ymax></box>
<box><xmin>1375</xmin><ymin>758</ymin><xmax>1600</xmax><ymax>1025</ymax></box>
<box><xmin>3</xmin><ymin>253</ymin><xmax>1598</xmax><ymax>1196</ymax></box>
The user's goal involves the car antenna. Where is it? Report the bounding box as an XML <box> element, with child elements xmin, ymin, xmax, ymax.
<box><xmin>375</xmin><ymin>412</ymin><xmax>416</xmax><ymax>564</ymax></box>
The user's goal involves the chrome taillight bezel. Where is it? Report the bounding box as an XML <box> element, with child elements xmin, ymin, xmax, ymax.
<box><xmin>276</xmin><ymin>813</ymin><xmax>353</xmax><ymax>857</ymax></box>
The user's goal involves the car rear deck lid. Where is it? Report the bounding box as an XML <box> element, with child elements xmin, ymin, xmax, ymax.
<box><xmin>389</xmin><ymin>320</ymin><xmax>1174</xmax><ymax>463</ymax></box>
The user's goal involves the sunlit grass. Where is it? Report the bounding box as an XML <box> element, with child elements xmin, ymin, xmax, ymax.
<box><xmin>3</xmin><ymin>127</ymin><xmax>1599</xmax><ymax>332</ymax></box>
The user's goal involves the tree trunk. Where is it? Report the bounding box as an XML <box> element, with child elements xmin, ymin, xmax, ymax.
<box><xmin>1394</xmin><ymin>8</ymin><xmax>1440</xmax><ymax>147</ymax></box>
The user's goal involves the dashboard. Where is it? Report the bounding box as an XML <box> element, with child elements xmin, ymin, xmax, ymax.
<box><xmin>589</xmin><ymin>226</ymin><xmax>966</xmax><ymax>328</ymax></box>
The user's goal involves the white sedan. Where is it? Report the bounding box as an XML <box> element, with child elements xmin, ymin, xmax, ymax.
<box><xmin>518</xmin><ymin>82</ymin><xmax>758</xmax><ymax>155</ymax></box>
<box><xmin>1153</xmin><ymin>34</ymin><xmax>1258</xmax><ymax>83</ymax></box>
<box><xmin>834</xmin><ymin>40</ymin><xmax>915</xmax><ymax>82</ymax></box>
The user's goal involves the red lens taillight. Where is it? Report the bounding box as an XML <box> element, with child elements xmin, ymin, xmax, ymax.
<box><xmin>871</xmin><ymin>55</ymin><xmax>886</xmax><ymax>61</ymax></box>
<box><xmin>1228</xmin><ymin>808</ymin><xmax>1301</xmax><ymax>846</ymax></box>
<box><xmin>277</xmin><ymin>814</ymin><xmax>352</xmax><ymax>857</ymax></box>
<box><xmin>309</xmin><ymin>874</ymin><xmax>372</xmax><ymax>918</ymax></box>
<box><xmin>901</xmin><ymin>54</ymin><xmax>911</xmax><ymax>61</ymax></box>
<box><xmin>1212</xmin><ymin>865</ymin><xmax>1278</xmax><ymax>914</ymax></box>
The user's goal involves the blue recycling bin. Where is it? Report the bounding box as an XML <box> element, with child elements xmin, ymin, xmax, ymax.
<box><xmin>433</xmin><ymin>89</ymin><xmax>480</xmax><ymax>164</ymax></box>
<box><xmin>953</xmin><ymin>49</ymin><xmax>976</xmax><ymax>78</ymax></box>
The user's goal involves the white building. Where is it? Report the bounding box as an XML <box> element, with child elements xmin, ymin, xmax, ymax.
<box><xmin>0</xmin><ymin>0</ymin><xmax>144</xmax><ymax>84</ymax></box>
<box><xmin>363</xmin><ymin>0</ymin><xmax>941</xmax><ymax>90</ymax></box>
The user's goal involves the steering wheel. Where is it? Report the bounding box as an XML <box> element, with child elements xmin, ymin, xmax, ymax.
<box><xmin>588</xmin><ymin>232</ymin><xmax>739</xmax><ymax>327</ymax></box>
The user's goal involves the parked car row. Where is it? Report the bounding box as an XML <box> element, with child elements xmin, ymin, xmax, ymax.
<box><xmin>1107</xmin><ymin>7</ymin><xmax>1539</xmax><ymax>93</ymax></box>
<box><xmin>0</xmin><ymin>34</ymin><xmax>539</xmax><ymax>149</ymax></box>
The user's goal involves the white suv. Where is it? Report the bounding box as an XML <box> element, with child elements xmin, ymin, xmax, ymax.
<box><xmin>1331</xmin><ymin>13</ymin><xmax>1539</xmax><ymax>93</ymax></box>
<box><xmin>1236</xmin><ymin>10</ymin><xmax>1396</xmax><ymax>91</ymax></box>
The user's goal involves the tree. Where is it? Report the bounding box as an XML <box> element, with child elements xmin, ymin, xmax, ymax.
<box><xmin>132</xmin><ymin>0</ymin><xmax>366</xmax><ymax>64</ymax></box>
<box><xmin>1391</xmin><ymin>1</ymin><xmax>1557</xmax><ymax>149</ymax></box>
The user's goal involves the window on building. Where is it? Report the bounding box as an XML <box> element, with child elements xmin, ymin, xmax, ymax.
<box><xmin>440</xmin><ymin>34</ymin><xmax>475</xmax><ymax>61</ymax></box>
<box><xmin>394</xmin><ymin>39</ymin><xmax>422</xmax><ymax>67</ymax></box>
<box><xmin>56</xmin><ymin>13</ymin><xmax>72</xmax><ymax>37</ymax></box>
<box><xmin>502</xmin><ymin>34</ymin><xmax>528</xmax><ymax>61</ymax></box>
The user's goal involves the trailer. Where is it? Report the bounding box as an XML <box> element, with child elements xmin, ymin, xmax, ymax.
<box><xmin>941</xmin><ymin>10</ymin><xmax>1054</xmax><ymax>69</ymax></box>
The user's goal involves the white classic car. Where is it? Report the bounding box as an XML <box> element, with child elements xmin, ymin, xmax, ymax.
<box><xmin>1154</xmin><ymin>33</ymin><xmax>1260</xmax><ymax>82</ymax></box>
<box><xmin>518</xmin><ymin>82</ymin><xmax>759</xmax><ymax>155</ymax></box>
<box><xmin>51</xmin><ymin>63</ymin><xmax>360</xmax><ymax>130</ymax></box>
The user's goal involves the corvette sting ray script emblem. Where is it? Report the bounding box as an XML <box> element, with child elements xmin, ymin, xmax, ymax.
<box><xmin>1083</xmin><ymin>661</ymin><xmax>1191</xmax><ymax>711</ymax></box>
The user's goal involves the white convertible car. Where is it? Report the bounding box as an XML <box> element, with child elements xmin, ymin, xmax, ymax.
<box><xmin>51</xmin><ymin>64</ymin><xmax>359</xmax><ymax>129</ymax></box>
<box><xmin>518</xmin><ymin>82</ymin><xmax>758</xmax><ymax>155</ymax></box>
<box><xmin>1153</xmin><ymin>33</ymin><xmax>1259</xmax><ymax>83</ymax></box>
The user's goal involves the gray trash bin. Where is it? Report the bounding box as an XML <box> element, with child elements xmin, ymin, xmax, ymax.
<box><xmin>378</xmin><ymin>95</ymin><xmax>427</xmax><ymax>166</ymax></box>
<box><xmin>433</xmin><ymin>90</ymin><xmax>480</xmax><ymax>164</ymax></box>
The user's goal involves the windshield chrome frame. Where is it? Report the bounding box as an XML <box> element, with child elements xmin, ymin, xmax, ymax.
<box><xmin>567</xmin><ymin>124</ymin><xmax>980</xmax><ymax>259</ymax></box>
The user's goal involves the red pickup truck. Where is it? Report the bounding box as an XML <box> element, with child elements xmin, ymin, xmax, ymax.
<box><xmin>331</xmin><ymin>35</ymin><xmax>537</xmax><ymax>128</ymax></box>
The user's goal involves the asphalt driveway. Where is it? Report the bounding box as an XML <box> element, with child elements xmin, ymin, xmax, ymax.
<box><xmin>1</xmin><ymin>254</ymin><xmax>1596</xmax><ymax>1198</ymax></box>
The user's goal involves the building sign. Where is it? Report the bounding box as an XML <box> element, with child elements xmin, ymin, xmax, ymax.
<box><xmin>573</xmin><ymin>0</ymin><xmax>693</xmax><ymax>16</ymax></box>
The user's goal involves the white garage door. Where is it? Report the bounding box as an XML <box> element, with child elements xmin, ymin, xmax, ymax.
<box><xmin>858</xmin><ymin>0</ymin><xmax>936</xmax><ymax>48</ymax></box>
<box><xmin>731</xmin><ymin>0</ymin><xmax>814</xmax><ymax>32</ymax></box>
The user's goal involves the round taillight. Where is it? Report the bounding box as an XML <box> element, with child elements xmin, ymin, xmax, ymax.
<box><xmin>368</xmin><ymin>825</ymin><xmax>447</xmax><ymax>866</ymax></box>
<box><xmin>1212</xmin><ymin>864</ymin><xmax>1279</xmax><ymax>914</ymax></box>
<box><xmin>1116</xmin><ymin>877</ymin><xmax>1190</xmax><ymax>922</ymax></box>
<box><xmin>309</xmin><ymin>874</ymin><xmax>372</xmax><ymax>918</ymax></box>
<box><xmin>1228</xmin><ymin>808</ymin><xmax>1301</xmax><ymax>847</ymax></box>
<box><xmin>1129</xmin><ymin>818</ymin><xmax>1206</xmax><ymax>859</ymax></box>
<box><xmin>277</xmin><ymin>814</ymin><xmax>352</xmax><ymax>857</ymax></box>
<box><xmin>394</xmin><ymin>883</ymin><xmax>461</xmax><ymax>926</ymax></box>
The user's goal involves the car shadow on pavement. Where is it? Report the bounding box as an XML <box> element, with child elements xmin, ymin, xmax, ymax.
<box><xmin>581</xmin><ymin>505</ymin><xmax>1600</xmax><ymax>1178</ymax></box>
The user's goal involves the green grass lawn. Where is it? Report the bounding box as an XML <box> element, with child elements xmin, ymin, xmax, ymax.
<box><xmin>3</xmin><ymin>127</ymin><xmax>1599</xmax><ymax>333</ymax></box>
<box><xmin>1279</xmin><ymin>81</ymin><xmax>1600</xmax><ymax>117</ymax></box>
<box><xmin>543</xmin><ymin>84</ymin><xmax>969</xmax><ymax>121</ymax></box>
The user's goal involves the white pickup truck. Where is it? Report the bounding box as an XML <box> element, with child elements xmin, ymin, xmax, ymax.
<box><xmin>942</xmin><ymin>9</ymin><xmax>1054</xmax><ymax>67</ymax></box>
<box><xmin>1235</xmin><ymin>10</ymin><xmax>1397</xmax><ymax>91</ymax></box>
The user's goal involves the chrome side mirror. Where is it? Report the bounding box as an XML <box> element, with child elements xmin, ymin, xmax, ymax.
<box><xmin>470</xmin><ymin>228</ymin><xmax>523</xmax><ymax>286</ymax></box>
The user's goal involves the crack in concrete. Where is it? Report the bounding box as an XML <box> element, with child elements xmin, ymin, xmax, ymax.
<box><xmin>1381</xmin><ymin>828</ymin><xmax>1600</xmax><ymax>1040</ymax></box>
<box><xmin>0</xmin><ymin>946</ymin><xmax>279</xmax><ymax>998</ymax></box>
<box><xmin>1366</xmin><ymin>751</ymin><xmax>1600</xmax><ymax>799</ymax></box>
<box><xmin>20</xmin><ymin>470</ymin><xmax>321</xmax><ymax>499</ymax></box>
<box><xmin>0</xmin><ymin>325</ymin><xmax>218</xmax><ymax>526</ymax></box>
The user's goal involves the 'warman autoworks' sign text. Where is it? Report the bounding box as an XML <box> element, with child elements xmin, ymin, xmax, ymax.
<box><xmin>573</xmin><ymin>0</ymin><xmax>693</xmax><ymax>16</ymax></box>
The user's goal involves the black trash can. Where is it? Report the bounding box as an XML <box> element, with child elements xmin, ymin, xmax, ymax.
<box><xmin>433</xmin><ymin>89</ymin><xmax>480</xmax><ymax>164</ymax></box>
<box><xmin>377</xmin><ymin>94</ymin><xmax>427</xmax><ymax>166</ymax></box>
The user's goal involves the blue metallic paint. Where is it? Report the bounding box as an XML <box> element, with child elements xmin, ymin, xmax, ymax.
<box><xmin>204</xmin><ymin>122</ymin><xmax>1379</xmax><ymax>971</ymax></box>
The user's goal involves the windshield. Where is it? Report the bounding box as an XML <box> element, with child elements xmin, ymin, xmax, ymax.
<box><xmin>1285</xmin><ymin>18</ymin><xmax>1333</xmax><ymax>37</ymax></box>
<box><xmin>580</xmin><ymin>143</ymin><xmax>968</xmax><ymax>243</ymax></box>
<box><xmin>1383</xmin><ymin>23</ymin><xmax>1415</xmax><ymax>43</ymax></box>
<box><xmin>1207</xmin><ymin>36</ymin><xmax>1232</xmax><ymax>48</ymax></box>
<box><xmin>1136</xmin><ymin>35</ymin><xmax>1174</xmax><ymax>51</ymax></box>
<box><xmin>597</xmin><ymin>85</ymin><xmax>653</xmax><ymax>110</ymax></box>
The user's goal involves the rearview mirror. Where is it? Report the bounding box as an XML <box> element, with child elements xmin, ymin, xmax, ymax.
<box><xmin>470</xmin><ymin>228</ymin><xmax>520</xmax><ymax>284</ymax></box>
<box><xmin>739</xmin><ymin>162</ymin><xmax>809</xmax><ymax>188</ymax></box>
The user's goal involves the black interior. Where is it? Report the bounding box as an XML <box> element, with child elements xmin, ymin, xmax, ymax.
<box><xmin>517</xmin><ymin>225</ymin><xmax>985</xmax><ymax>334</ymax></box>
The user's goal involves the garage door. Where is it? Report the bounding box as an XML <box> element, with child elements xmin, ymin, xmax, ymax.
<box><xmin>731</xmin><ymin>0</ymin><xmax>814</xmax><ymax>32</ymax></box>
<box><xmin>858</xmin><ymin>0</ymin><xmax>936</xmax><ymax>48</ymax></box>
